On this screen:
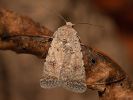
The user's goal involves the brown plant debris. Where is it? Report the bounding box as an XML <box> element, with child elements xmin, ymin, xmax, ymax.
<box><xmin>0</xmin><ymin>8</ymin><xmax>133</xmax><ymax>100</ymax></box>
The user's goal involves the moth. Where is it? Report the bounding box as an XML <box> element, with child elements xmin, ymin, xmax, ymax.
<box><xmin>40</xmin><ymin>20</ymin><xmax>86</xmax><ymax>93</ymax></box>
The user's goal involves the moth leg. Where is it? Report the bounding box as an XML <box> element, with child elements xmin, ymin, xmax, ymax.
<box><xmin>76</xmin><ymin>35</ymin><xmax>81</xmax><ymax>43</ymax></box>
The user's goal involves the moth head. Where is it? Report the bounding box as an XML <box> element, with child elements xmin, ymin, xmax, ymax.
<box><xmin>66</xmin><ymin>22</ymin><xmax>75</xmax><ymax>27</ymax></box>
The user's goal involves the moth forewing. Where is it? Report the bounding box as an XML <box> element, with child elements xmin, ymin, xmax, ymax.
<box><xmin>40</xmin><ymin>31</ymin><xmax>62</xmax><ymax>88</ymax></box>
<box><xmin>40</xmin><ymin>23</ymin><xmax>87</xmax><ymax>93</ymax></box>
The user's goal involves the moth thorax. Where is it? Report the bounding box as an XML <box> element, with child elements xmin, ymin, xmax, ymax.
<box><xmin>66</xmin><ymin>22</ymin><xmax>73</xmax><ymax>26</ymax></box>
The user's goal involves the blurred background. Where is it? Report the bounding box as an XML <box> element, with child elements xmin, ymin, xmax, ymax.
<box><xmin>0</xmin><ymin>0</ymin><xmax>133</xmax><ymax>100</ymax></box>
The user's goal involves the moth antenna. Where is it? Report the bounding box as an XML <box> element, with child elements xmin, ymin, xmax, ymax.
<box><xmin>43</xmin><ymin>7</ymin><xmax>67</xmax><ymax>24</ymax></box>
<box><xmin>75</xmin><ymin>23</ymin><xmax>104</xmax><ymax>27</ymax></box>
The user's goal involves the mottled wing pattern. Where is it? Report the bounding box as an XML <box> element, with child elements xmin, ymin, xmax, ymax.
<box><xmin>40</xmin><ymin>29</ymin><xmax>65</xmax><ymax>88</ymax></box>
<box><xmin>40</xmin><ymin>25</ymin><xmax>86</xmax><ymax>93</ymax></box>
<box><xmin>59</xmin><ymin>26</ymin><xmax>87</xmax><ymax>93</ymax></box>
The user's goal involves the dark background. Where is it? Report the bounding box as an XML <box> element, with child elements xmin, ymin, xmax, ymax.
<box><xmin>0</xmin><ymin>0</ymin><xmax>133</xmax><ymax>100</ymax></box>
